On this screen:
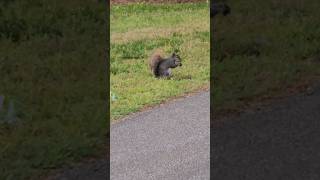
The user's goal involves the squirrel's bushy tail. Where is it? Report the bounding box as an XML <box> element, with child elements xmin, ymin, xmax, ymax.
<box><xmin>149</xmin><ymin>49</ymin><xmax>164</xmax><ymax>75</ymax></box>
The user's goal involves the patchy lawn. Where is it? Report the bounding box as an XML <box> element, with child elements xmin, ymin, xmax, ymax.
<box><xmin>111</xmin><ymin>2</ymin><xmax>210</xmax><ymax>120</ymax></box>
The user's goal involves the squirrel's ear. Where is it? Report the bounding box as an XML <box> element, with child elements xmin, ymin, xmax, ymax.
<box><xmin>172</xmin><ymin>52</ymin><xmax>176</xmax><ymax>57</ymax></box>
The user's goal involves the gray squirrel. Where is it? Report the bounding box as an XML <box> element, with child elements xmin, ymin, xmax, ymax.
<box><xmin>149</xmin><ymin>51</ymin><xmax>182</xmax><ymax>78</ymax></box>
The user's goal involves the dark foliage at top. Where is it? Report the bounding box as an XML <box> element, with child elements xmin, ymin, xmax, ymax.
<box><xmin>211</xmin><ymin>3</ymin><xmax>231</xmax><ymax>17</ymax></box>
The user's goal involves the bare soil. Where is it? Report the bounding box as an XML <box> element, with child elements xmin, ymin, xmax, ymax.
<box><xmin>111</xmin><ymin>0</ymin><xmax>206</xmax><ymax>4</ymax></box>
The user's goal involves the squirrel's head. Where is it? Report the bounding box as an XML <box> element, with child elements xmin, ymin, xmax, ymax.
<box><xmin>171</xmin><ymin>52</ymin><xmax>182</xmax><ymax>67</ymax></box>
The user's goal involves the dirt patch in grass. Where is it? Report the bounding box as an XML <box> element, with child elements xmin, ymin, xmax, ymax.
<box><xmin>111</xmin><ymin>0</ymin><xmax>206</xmax><ymax>4</ymax></box>
<box><xmin>111</xmin><ymin>23</ymin><xmax>209</xmax><ymax>43</ymax></box>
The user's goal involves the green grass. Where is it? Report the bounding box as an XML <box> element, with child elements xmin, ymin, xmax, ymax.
<box><xmin>111</xmin><ymin>2</ymin><xmax>210</xmax><ymax>120</ymax></box>
<box><xmin>0</xmin><ymin>1</ymin><xmax>107</xmax><ymax>179</ymax></box>
<box><xmin>213</xmin><ymin>0</ymin><xmax>320</xmax><ymax>114</ymax></box>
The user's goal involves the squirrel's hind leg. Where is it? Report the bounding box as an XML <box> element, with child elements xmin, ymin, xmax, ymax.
<box><xmin>165</xmin><ymin>69</ymin><xmax>171</xmax><ymax>76</ymax></box>
<box><xmin>164</xmin><ymin>70</ymin><xmax>173</xmax><ymax>80</ymax></box>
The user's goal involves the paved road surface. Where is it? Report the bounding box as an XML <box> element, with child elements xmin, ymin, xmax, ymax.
<box><xmin>212</xmin><ymin>84</ymin><xmax>320</xmax><ymax>180</ymax></box>
<box><xmin>111</xmin><ymin>91</ymin><xmax>210</xmax><ymax>180</ymax></box>
<box><xmin>48</xmin><ymin>91</ymin><xmax>210</xmax><ymax>180</ymax></box>
<box><xmin>49</xmin><ymin>83</ymin><xmax>320</xmax><ymax>180</ymax></box>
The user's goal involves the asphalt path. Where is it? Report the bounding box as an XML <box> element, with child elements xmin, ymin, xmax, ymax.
<box><xmin>48</xmin><ymin>83</ymin><xmax>320</xmax><ymax>180</ymax></box>
<box><xmin>110</xmin><ymin>91</ymin><xmax>210</xmax><ymax>180</ymax></box>
<box><xmin>47</xmin><ymin>91</ymin><xmax>210</xmax><ymax>180</ymax></box>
